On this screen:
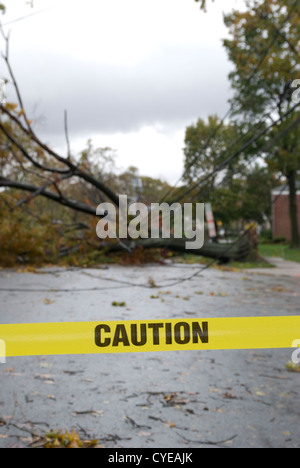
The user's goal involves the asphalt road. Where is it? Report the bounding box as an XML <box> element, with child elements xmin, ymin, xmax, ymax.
<box><xmin>0</xmin><ymin>263</ymin><xmax>299</xmax><ymax>448</ymax></box>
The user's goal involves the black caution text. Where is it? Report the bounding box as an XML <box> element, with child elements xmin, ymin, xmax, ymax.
<box><xmin>94</xmin><ymin>321</ymin><xmax>209</xmax><ymax>348</ymax></box>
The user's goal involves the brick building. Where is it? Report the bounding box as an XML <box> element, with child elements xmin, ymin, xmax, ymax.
<box><xmin>272</xmin><ymin>183</ymin><xmax>300</xmax><ymax>241</ymax></box>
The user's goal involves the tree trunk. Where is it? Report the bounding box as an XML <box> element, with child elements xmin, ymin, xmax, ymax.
<box><xmin>287</xmin><ymin>169</ymin><xmax>299</xmax><ymax>249</ymax></box>
<box><xmin>0</xmin><ymin>176</ymin><xmax>253</xmax><ymax>262</ymax></box>
<box><xmin>101</xmin><ymin>237</ymin><xmax>252</xmax><ymax>263</ymax></box>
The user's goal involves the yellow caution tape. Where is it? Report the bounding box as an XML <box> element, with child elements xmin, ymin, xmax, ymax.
<box><xmin>0</xmin><ymin>316</ymin><xmax>299</xmax><ymax>357</ymax></box>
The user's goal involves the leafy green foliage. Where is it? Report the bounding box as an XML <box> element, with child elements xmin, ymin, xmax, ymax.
<box><xmin>183</xmin><ymin>112</ymin><xmax>277</xmax><ymax>226</ymax></box>
<box><xmin>0</xmin><ymin>194</ymin><xmax>59</xmax><ymax>267</ymax></box>
<box><xmin>223</xmin><ymin>0</ymin><xmax>299</xmax><ymax>120</ymax></box>
<box><xmin>0</xmin><ymin>129</ymin><xmax>175</xmax><ymax>267</ymax></box>
<box><xmin>183</xmin><ymin>115</ymin><xmax>239</xmax><ymax>186</ymax></box>
<box><xmin>222</xmin><ymin>0</ymin><xmax>300</xmax><ymax>246</ymax></box>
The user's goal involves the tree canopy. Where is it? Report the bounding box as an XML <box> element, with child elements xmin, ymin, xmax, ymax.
<box><xmin>222</xmin><ymin>0</ymin><xmax>300</xmax><ymax>246</ymax></box>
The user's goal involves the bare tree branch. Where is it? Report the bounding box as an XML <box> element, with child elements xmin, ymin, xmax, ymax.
<box><xmin>15</xmin><ymin>172</ymin><xmax>73</xmax><ymax>208</ymax></box>
<box><xmin>9</xmin><ymin>144</ymin><xmax>59</xmax><ymax>183</ymax></box>
<box><xmin>0</xmin><ymin>105</ymin><xmax>120</xmax><ymax>205</ymax></box>
<box><xmin>0</xmin><ymin>104</ymin><xmax>75</xmax><ymax>170</ymax></box>
<box><xmin>0</xmin><ymin>23</ymin><xmax>33</xmax><ymax>133</ymax></box>
<box><xmin>64</xmin><ymin>110</ymin><xmax>71</xmax><ymax>160</ymax></box>
<box><xmin>0</xmin><ymin>176</ymin><xmax>97</xmax><ymax>216</ymax></box>
<box><xmin>0</xmin><ymin>120</ymin><xmax>72</xmax><ymax>174</ymax></box>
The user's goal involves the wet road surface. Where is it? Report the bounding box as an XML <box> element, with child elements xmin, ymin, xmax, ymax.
<box><xmin>0</xmin><ymin>264</ymin><xmax>299</xmax><ymax>448</ymax></box>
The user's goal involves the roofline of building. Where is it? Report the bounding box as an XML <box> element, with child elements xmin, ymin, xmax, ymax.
<box><xmin>272</xmin><ymin>190</ymin><xmax>300</xmax><ymax>195</ymax></box>
<box><xmin>272</xmin><ymin>183</ymin><xmax>300</xmax><ymax>196</ymax></box>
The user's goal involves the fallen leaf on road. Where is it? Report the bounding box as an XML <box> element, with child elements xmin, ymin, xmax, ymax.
<box><xmin>39</xmin><ymin>362</ymin><xmax>52</xmax><ymax>369</ymax></box>
<box><xmin>43</xmin><ymin>298</ymin><xmax>55</xmax><ymax>305</ymax></box>
<box><xmin>34</xmin><ymin>374</ymin><xmax>55</xmax><ymax>384</ymax></box>
<box><xmin>255</xmin><ymin>391</ymin><xmax>267</xmax><ymax>397</ymax></box>
<box><xmin>271</xmin><ymin>286</ymin><xmax>286</xmax><ymax>292</ymax></box>
<box><xmin>138</xmin><ymin>431</ymin><xmax>152</xmax><ymax>437</ymax></box>
<box><xmin>42</xmin><ymin>430</ymin><xmax>99</xmax><ymax>448</ymax></box>
<box><xmin>209</xmin><ymin>388</ymin><xmax>221</xmax><ymax>393</ymax></box>
<box><xmin>223</xmin><ymin>392</ymin><xmax>238</xmax><ymax>399</ymax></box>
<box><xmin>286</xmin><ymin>361</ymin><xmax>300</xmax><ymax>373</ymax></box>
<box><xmin>72</xmin><ymin>410</ymin><xmax>104</xmax><ymax>417</ymax></box>
<box><xmin>164</xmin><ymin>393</ymin><xmax>177</xmax><ymax>403</ymax></box>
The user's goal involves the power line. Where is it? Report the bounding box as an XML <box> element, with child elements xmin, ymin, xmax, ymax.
<box><xmin>0</xmin><ymin>165</ymin><xmax>294</xmax><ymax>293</ymax></box>
<box><xmin>1</xmin><ymin>8</ymin><xmax>50</xmax><ymax>27</ymax></box>
<box><xmin>164</xmin><ymin>0</ymin><xmax>300</xmax><ymax>204</ymax></box>
<box><xmin>171</xmin><ymin>101</ymin><xmax>300</xmax><ymax>204</ymax></box>
<box><xmin>1</xmin><ymin>2</ymin><xmax>298</xmax><ymax>290</ymax></box>
<box><xmin>123</xmin><ymin>102</ymin><xmax>300</xmax><ymax>289</ymax></box>
<box><xmin>154</xmin><ymin>108</ymin><xmax>300</xmax><ymax>287</ymax></box>
<box><xmin>159</xmin><ymin>0</ymin><xmax>299</xmax><ymax>205</ymax></box>
<box><xmin>158</xmin><ymin>182</ymin><xmax>291</xmax><ymax>289</ymax></box>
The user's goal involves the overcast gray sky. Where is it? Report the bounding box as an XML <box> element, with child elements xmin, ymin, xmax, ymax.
<box><xmin>1</xmin><ymin>0</ymin><xmax>245</xmax><ymax>183</ymax></box>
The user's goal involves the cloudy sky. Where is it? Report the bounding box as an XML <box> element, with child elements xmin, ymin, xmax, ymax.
<box><xmin>1</xmin><ymin>0</ymin><xmax>245</xmax><ymax>183</ymax></box>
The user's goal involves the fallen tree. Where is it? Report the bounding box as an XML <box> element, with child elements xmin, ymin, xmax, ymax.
<box><xmin>99</xmin><ymin>237</ymin><xmax>252</xmax><ymax>263</ymax></box>
<box><xmin>0</xmin><ymin>24</ymin><xmax>255</xmax><ymax>265</ymax></box>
